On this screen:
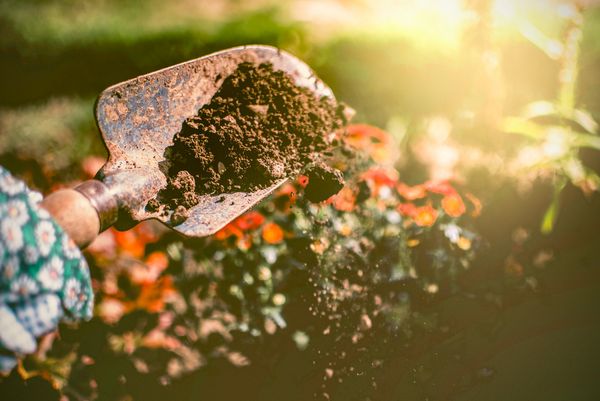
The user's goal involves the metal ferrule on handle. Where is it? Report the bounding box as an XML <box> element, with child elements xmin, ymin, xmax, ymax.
<box><xmin>74</xmin><ymin>180</ymin><xmax>118</xmax><ymax>232</ymax></box>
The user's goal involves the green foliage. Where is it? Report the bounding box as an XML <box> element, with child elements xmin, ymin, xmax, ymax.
<box><xmin>0</xmin><ymin>98</ymin><xmax>104</xmax><ymax>176</ymax></box>
<box><xmin>502</xmin><ymin>5</ymin><xmax>600</xmax><ymax>233</ymax></box>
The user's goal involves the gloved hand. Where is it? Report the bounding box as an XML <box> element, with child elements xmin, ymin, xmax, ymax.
<box><xmin>0</xmin><ymin>167</ymin><xmax>94</xmax><ymax>373</ymax></box>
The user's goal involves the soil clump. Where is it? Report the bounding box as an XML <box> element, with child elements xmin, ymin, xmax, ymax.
<box><xmin>148</xmin><ymin>62</ymin><xmax>348</xmax><ymax>222</ymax></box>
<box><xmin>303</xmin><ymin>163</ymin><xmax>345</xmax><ymax>203</ymax></box>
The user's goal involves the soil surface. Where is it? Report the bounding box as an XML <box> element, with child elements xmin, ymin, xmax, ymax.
<box><xmin>148</xmin><ymin>62</ymin><xmax>347</xmax><ymax>221</ymax></box>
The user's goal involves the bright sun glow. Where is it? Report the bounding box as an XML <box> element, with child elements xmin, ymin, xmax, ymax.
<box><xmin>292</xmin><ymin>0</ymin><xmax>472</xmax><ymax>48</ymax></box>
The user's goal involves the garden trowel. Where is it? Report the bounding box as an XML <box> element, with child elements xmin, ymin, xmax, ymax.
<box><xmin>40</xmin><ymin>45</ymin><xmax>336</xmax><ymax>248</ymax></box>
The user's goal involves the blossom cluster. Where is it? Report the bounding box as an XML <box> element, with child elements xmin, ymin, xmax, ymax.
<box><xmin>26</xmin><ymin>124</ymin><xmax>482</xmax><ymax>399</ymax></box>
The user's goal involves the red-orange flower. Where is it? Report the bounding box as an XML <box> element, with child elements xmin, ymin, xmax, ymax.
<box><xmin>113</xmin><ymin>229</ymin><xmax>145</xmax><ymax>259</ymax></box>
<box><xmin>441</xmin><ymin>193</ymin><xmax>466</xmax><ymax>217</ymax></box>
<box><xmin>86</xmin><ymin>229</ymin><xmax>117</xmax><ymax>260</ymax></box>
<box><xmin>136</xmin><ymin>276</ymin><xmax>176</xmax><ymax>313</ymax></box>
<box><xmin>215</xmin><ymin>211</ymin><xmax>265</xmax><ymax>240</ymax></box>
<box><xmin>146</xmin><ymin>251</ymin><xmax>169</xmax><ymax>271</ymax></box>
<box><xmin>112</xmin><ymin>222</ymin><xmax>160</xmax><ymax>259</ymax></box>
<box><xmin>424</xmin><ymin>180</ymin><xmax>456</xmax><ymax>196</ymax></box>
<box><xmin>346</xmin><ymin>124</ymin><xmax>388</xmax><ymax>145</ymax></box>
<box><xmin>274</xmin><ymin>183</ymin><xmax>297</xmax><ymax>211</ymax></box>
<box><xmin>214</xmin><ymin>224</ymin><xmax>243</xmax><ymax>241</ymax></box>
<box><xmin>330</xmin><ymin>186</ymin><xmax>356</xmax><ymax>212</ymax></box>
<box><xmin>396</xmin><ymin>183</ymin><xmax>427</xmax><ymax>200</ymax></box>
<box><xmin>235</xmin><ymin>211</ymin><xmax>265</xmax><ymax>231</ymax></box>
<box><xmin>262</xmin><ymin>222</ymin><xmax>284</xmax><ymax>244</ymax></box>
<box><xmin>130</xmin><ymin>251</ymin><xmax>170</xmax><ymax>285</ymax></box>
<box><xmin>362</xmin><ymin>167</ymin><xmax>399</xmax><ymax>196</ymax></box>
<box><xmin>276</xmin><ymin>183</ymin><xmax>297</xmax><ymax>199</ymax></box>
<box><xmin>346</xmin><ymin>124</ymin><xmax>397</xmax><ymax>163</ymax></box>
<box><xmin>413</xmin><ymin>205</ymin><xmax>438</xmax><ymax>227</ymax></box>
<box><xmin>136</xmin><ymin>222</ymin><xmax>161</xmax><ymax>243</ymax></box>
<box><xmin>236</xmin><ymin>235</ymin><xmax>253</xmax><ymax>250</ymax></box>
<box><xmin>396</xmin><ymin>202</ymin><xmax>417</xmax><ymax>217</ymax></box>
<box><xmin>465</xmin><ymin>193</ymin><xmax>483</xmax><ymax>217</ymax></box>
<box><xmin>297</xmin><ymin>175</ymin><xmax>309</xmax><ymax>188</ymax></box>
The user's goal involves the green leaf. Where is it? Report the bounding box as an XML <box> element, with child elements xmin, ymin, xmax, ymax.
<box><xmin>572</xmin><ymin>131</ymin><xmax>600</xmax><ymax>150</ymax></box>
<box><xmin>573</xmin><ymin>109</ymin><xmax>599</xmax><ymax>134</ymax></box>
<box><xmin>519</xmin><ymin>21</ymin><xmax>563</xmax><ymax>60</ymax></box>
<box><xmin>523</xmin><ymin>101</ymin><xmax>557</xmax><ymax>119</ymax></box>
<box><xmin>503</xmin><ymin>117</ymin><xmax>546</xmax><ymax>140</ymax></box>
<box><xmin>541</xmin><ymin>179</ymin><xmax>567</xmax><ymax>234</ymax></box>
<box><xmin>563</xmin><ymin>158</ymin><xmax>585</xmax><ymax>183</ymax></box>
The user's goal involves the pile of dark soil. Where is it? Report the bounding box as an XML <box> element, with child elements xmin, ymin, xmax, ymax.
<box><xmin>147</xmin><ymin>62</ymin><xmax>347</xmax><ymax>220</ymax></box>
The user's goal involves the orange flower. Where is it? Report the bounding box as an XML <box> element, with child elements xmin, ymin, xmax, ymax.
<box><xmin>215</xmin><ymin>211</ymin><xmax>266</xmax><ymax>240</ymax></box>
<box><xmin>136</xmin><ymin>276</ymin><xmax>176</xmax><ymax>313</ymax></box>
<box><xmin>214</xmin><ymin>227</ymin><xmax>230</xmax><ymax>240</ymax></box>
<box><xmin>130</xmin><ymin>251</ymin><xmax>170</xmax><ymax>285</ymax></box>
<box><xmin>135</xmin><ymin>221</ymin><xmax>160</xmax><ymax>243</ymax></box>
<box><xmin>362</xmin><ymin>167</ymin><xmax>399</xmax><ymax>196</ymax></box>
<box><xmin>86</xmin><ymin>229</ymin><xmax>117</xmax><ymax>260</ymax></box>
<box><xmin>113</xmin><ymin>229</ymin><xmax>145</xmax><ymax>259</ymax></box>
<box><xmin>407</xmin><ymin>238</ymin><xmax>420</xmax><ymax>247</ymax></box>
<box><xmin>465</xmin><ymin>193</ymin><xmax>483</xmax><ymax>217</ymax></box>
<box><xmin>274</xmin><ymin>183</ymin><xmax>297</xmax><ymax>211</ymax></box>
<box><xmin>396</xmin><ymin>183</ymin><xmax>427</xmax><ymax>200</ymax></box>
<box><xmin>346</xmin><ymin>124</ymin><xmax>397</xmax><ymax>163</ymax></box>
<box><xmin>297</xmin><ymin>175</ymin><xmax>309</xmax><ymax>188</ymax></box>
<box><xmin>146</xmin><ymin>251</ymin><xmax>169</xmax><ymax>271</ymax></box>
<box><xmin>112</xmin><ymin>222</ymin><xmax>159</xmax><ymax>259</ymax></box>
<box><xmin>262</xmin><ymin>222</ymin><xmax>284</xmax><ymax>244</ymax></box>
<box><xmin>214</xmin><ymin>224</ymin><xmax>242</xmax><ymax>240</ymax></box>
<box><xmin>276</xmin><ymin>183</ymin><xmax>297</xmax><ymax>199</ymax></box>
<box><xmin>236</xmin><ymin>235</ymin><xmax>253</xmax><ymax>250</ymax></box>
<box><xmin>441</xmin><ymin>193</ymin><xmax>466</xmax><ymax>217</ymax></box>
<box><xmin>456</xmin><ymin>236</ymin><xmax>472</xmax><ymax>250</ymax></box>
<box><xmin>346</xmin><ymin>124</ymin><xmax>388</xmax><ymax>146</ymax></box>
<box><xmin>396</xmin><ymin>203</ymin><xmax>417</xmax><ymax>217</ymax></box>
<box><xmin>330</xmin><ymin>186</ymin><xmax>356</xmax><ymax>212</ymax></box>
<box><xmin>362</xmin><ymin>167</ymin><xmax>398</xmax><ymax>187</ymax></box>
<box><xmin>235</xmin><ymin>211</ymin><xmax>265</xmax><ymax>231</ymax></box>
<box><xmin>413</xmin><ymin>205</ymin><xmax>438</xmax><ymax>227</ymax></box>
<box><xmin>424</xmin><ymin>180</ymin><xmax>456</xmax><ymax>196</ymax></box>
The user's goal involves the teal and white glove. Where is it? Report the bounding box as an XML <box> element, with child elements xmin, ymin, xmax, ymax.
<box><xmin>0</xmin><ymin>166</ymin><xmax>94</xmax><ymax>373</ymax></box>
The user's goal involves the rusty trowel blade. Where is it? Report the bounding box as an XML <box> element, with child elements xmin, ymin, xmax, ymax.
<box><xmin>95</xmin><ymin>45</ymin><xmax>335</xmax><ymax>237</ymax></box>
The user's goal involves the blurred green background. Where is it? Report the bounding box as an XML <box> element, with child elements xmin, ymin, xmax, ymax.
<box><xmin>2</xmin><ymin>0</ymin><xmax>599</xmax><ymax>183</ymax></box>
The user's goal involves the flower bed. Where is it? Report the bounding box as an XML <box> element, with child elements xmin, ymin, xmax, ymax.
<box><xmin>9</xmin><ymin>124</ymin><xmax>481</xmax><ymax>400</ymax></box>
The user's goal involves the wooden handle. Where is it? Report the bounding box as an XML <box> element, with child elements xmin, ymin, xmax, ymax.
<box><xmin>40</xmin><ymin>180</ymin><xmax>118</xmax><ymax>249</ymax></box>
<box><xmin>41</xmin><ymin>188</ymin><xmax>100</xmax><ymax>248</ymax></box>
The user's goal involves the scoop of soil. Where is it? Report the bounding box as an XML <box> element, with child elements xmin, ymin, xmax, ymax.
<box><xmin>149</xmin><ymin>62</ymin><xmax>347</xmax><ymax>223</ymax></box>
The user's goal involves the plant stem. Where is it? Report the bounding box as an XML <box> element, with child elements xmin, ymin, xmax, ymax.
<box><xmin>558</xmin><ymin>4</ymin><xmax>584</xmax><ymax>116</ymax></box>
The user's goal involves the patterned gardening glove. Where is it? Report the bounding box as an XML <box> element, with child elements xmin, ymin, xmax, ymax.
<box><xmin>0</xmin><ymin>166</ymin><xmax>94</xmax><ymax>374</ymax></box>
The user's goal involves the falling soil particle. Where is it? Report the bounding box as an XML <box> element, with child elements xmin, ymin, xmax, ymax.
<box><xmin>303</xmin><ymin>163</ymin><xmax>345</xmax><ymax>203</ymax></box>
<box><xmin>149</xmin><ymin>62</ymin><xmax>347</xmax><ymax>223</ymax></box>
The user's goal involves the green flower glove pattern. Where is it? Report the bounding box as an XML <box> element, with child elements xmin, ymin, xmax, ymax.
<box><xmin>0</xmin><ymin>166</ymin><xmax>93</xmax><ymax>373</ymax></box>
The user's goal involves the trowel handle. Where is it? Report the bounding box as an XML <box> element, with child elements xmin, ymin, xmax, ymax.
<box><xmin>41</xmin><ymin>180</ymin><xmax>118</xmax><ymax>249</ymax></box>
